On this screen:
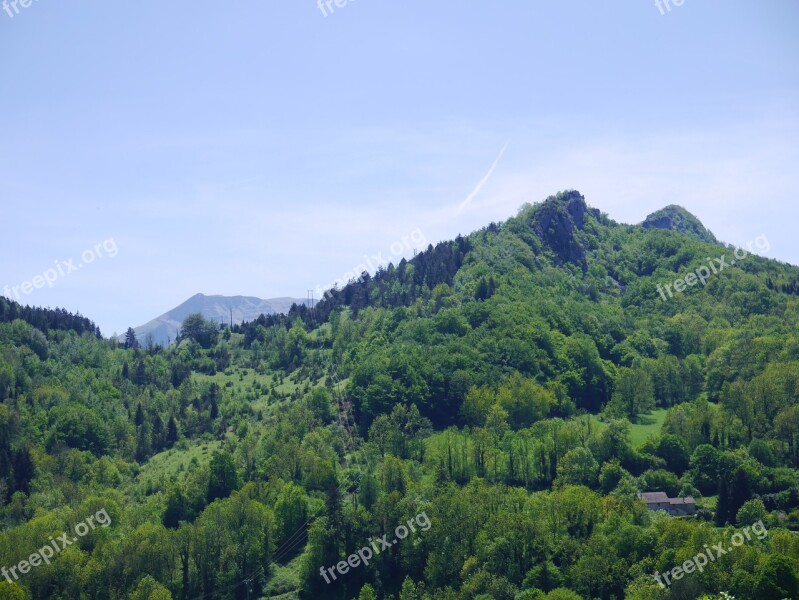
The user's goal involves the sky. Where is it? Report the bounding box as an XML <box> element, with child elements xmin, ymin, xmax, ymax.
<box><xmin>0</xmin><ymin>0</ymin><xmax>797</xmax><ymax>336</ymax></box>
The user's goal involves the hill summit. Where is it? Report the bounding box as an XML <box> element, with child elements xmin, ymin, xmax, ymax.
<box><xmin>642</xmin><ymin>205</ymin><xmax>718</xmax><ymax>244</ymax></box>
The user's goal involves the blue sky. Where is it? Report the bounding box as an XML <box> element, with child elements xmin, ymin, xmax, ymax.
<box><xmin>1</xmin><ymin>0</ymin><xmax>797</xmax><ymax>336</ymax></box>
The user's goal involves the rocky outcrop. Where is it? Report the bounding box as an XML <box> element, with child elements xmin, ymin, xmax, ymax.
<box><xmin>531</xmin><ymin>190</ymin><xmax>591</xmax><ymax>270</ymax></box>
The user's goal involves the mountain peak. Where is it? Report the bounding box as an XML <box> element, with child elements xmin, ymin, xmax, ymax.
<box><xmin>642</xmin><ymin>205</ymin><xmax>717</xmax><ymax>244</ymax></box>
<box><xmin>526</xmin><ymin>190</ymin><xmax>600</xmax><ymax>270</ymax></box>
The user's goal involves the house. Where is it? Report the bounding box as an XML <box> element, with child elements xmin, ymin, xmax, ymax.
<box><xmin>638</xmin><ymin>491</ymin><xmax>697</xmax><ymax>516</ymax></box>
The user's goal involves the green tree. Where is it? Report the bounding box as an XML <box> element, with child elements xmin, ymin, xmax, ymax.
<box><xmin>716</xmin><ymin>473</ymin><xmax>733</xmax><ymax>526</ymax></box>
<box><xmin>753</xmin><ymin>555</ymin><xmax>798</xmax><ymax>600</ymax></box>
<box><xmin>180</xmin><ymin>313</ymin><xmax>219</xmax><ymax>349</ymax></box>
<box><xmin>400</xmin><ymin>576</ymin><xmax>419</xmax><ymax>600</ymax></box>
<box><xmin>163</xmin><ymin>486</ymin><xmax>191</xmax><ymax>529</ymax></box>
<box><xmin>523</xmin><ymin>561</ymin><xmax>564</xmax><ymax>593</ymax></box>
<box><xmin>124</xmin><ymin>327</ymin><xmax>140</xmax><ymax>349</ymax></box>
<box><xmin>556</xmin><ymin>448</ymin><xmax>599</xmax><ymax>488</ymax></box>
<box><xmin>380</xmin><ymin>455</ymin><xmax>408</xmax><ymax>495</ymax></box>
<box><xmin>460</xmin><ymin>385</ymin><xmax>495</xmax><ymax>427</ymax></box>
<box><xmin>358</xmin><ymin>472</ymin><xmax>378</xmax><ymax>510</ymax></box>
<box><xmin>641</xmin><ymin>469</ymin><xmax>681</xmax><ymax>497</ymax></box>
<box><xmin>656</xmin><ymin>434</ymin><xmax>689</xmax><ymax>475</ymax></box>
<box><xmin>307</xmin><ymin>387</ymin><xmax>332</xmax><ymax>423</ymax></box>
<box><xmin>274</xmin><ymin>482</ymin><xmax>308</xmax><ymax>548</ymax></box>
<box><xmin>598</xmin><ymin>460</ymin><xmax>628</xmax><ymax>493</ymax></box>
<box><xmin>691</xmin><ymin>444</ymin><xmax>722</xmax><ymax>495</ymax></box>
<box><xmin>166</xmin><ymin>416</ymin><xmax>178</xmax><ymax>447</ymax></box>
<box><xmin>130</xmin><ymin>575</ymin><xmax>172</xmax><ymax>600</ymax></box>
<box><xmin>606</xmin><ymin>367</ymin><xmax>655</xmax><ymax>419</ymax></box>
<box><xmin>47</xmin><ymin>404</ymin><xmax>113</xmax><ymax>456</ymax></box>
<box><xmin>497</xmin><ymin>373</ymin><xmax>555</xmax><ymax>429</ymax></box>
<box><xmin>207</xmin><ymin>451</ymin><xmax>240</xmax><ymax>503</ymax></box>
<box><xmin>0</xmin><ymin>582</ymin><xmax>26</xmax><ymax>600</ymax></box>
<box><xmin>730</xmin><ymin>467</ymin><xmax>754</xmax><ymax>523</ymax></box>
<box><xmin>736</xmin><ymin>498</ymin><xmax>766</xmax><ymax>526</ymax></box>
<box><xmin>300</xmin><ymin>516</ymin><xmax>343</xmax><ymax>597</ymax></box>
<box><xmin>775</xmin><ymin>405</ymin><xmax>799</xmax><ymax>466</ymax></box>
<box><xmin>369</xmin><ymin>403</ymin><xmax>432</xmax><ymax>460</ymax></box>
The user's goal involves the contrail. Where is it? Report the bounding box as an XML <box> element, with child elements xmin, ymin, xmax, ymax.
<box><xmin>457</xmin><ymin>141</ymin><xmax>509</xmax><ymax>214</ymax></box>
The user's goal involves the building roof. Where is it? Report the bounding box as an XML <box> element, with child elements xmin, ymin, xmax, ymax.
<box><xmin>669</xmin><ymin>497</ymin><xmax>696</xmax><ymax>505</ymax></box>
<box><xmin>637</xmin><ymin>492</ymin><xmax>696</xmax><ymax>506</ymax></box>
<box><xmin>638</xmin><ymin>492</ymin><xmax>669</xmax><ymax>503</ymax></box>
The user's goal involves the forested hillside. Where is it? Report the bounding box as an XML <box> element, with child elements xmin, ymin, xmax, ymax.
<box><xmin>1</xmin><ymin>191</ymin><xmax>798</xmax><ymax>599</ymax></box>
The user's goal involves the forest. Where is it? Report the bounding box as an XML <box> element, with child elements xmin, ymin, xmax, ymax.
<box><xmin>1</xmin><ymin>191</ymin><xmax>798</xmax><ymax>599</ymax></box>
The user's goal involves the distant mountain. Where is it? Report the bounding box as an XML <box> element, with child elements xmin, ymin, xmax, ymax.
<box><xmin>123</xmin><ymin>293</ymin><xmax>306</xmax><ymax>347</ymax></box>
<box><xmin>642</xmin><ymin>205</ymin><xmax>718</xmax><ymax>244</ymax></box>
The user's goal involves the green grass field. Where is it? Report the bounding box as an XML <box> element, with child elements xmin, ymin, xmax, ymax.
<box><xmin>629</xmin><ymin>408</ymin><xmax>668</xmax><ymax>448</ymax></box>
<box><xmin>131</xmin><ymin>440</ymin><xmax>222</xmax><ymax>495</ymax></box>
<box><xmin>193</xmin><ymin>365</ymin><xmax>307</xmax><ymax>413</ymax></box>
<box><xmin>697</xmin><ymin>495</ymin><xmax>717</xmax><ymax>509</ymax></box>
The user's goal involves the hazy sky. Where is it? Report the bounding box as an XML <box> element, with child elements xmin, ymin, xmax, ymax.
<box><xmin>1</xmin><ymin>1</ymin><xmax>797</xmax><ymax>336</ymax></box>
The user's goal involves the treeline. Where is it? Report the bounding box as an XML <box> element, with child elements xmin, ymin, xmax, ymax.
<box><xmin>233</xmin><ymin>235</ymin><xmax>472</xmax><ymax>344</ymax></box>
<box><xmin>0</xmin><ymin>296</ymin><xmax>101</xmax><ymax>338</ymax></box>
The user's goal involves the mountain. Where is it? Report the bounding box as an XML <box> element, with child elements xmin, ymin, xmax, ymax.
<box><xmin>642</xmin><ymin>204</ymin><xmax>718</xmax><ymax>244</ymax></box>
<box><xmin>4</xmin><ymin>191</ymin><xmax>799</xmax><ymax>600</ymax></box>
<box><xmin>302</xmin><ymin>190</ymin><xmax>745</xmax><ymax>329</ymax></box>
<box><xmin>124</xmin><ymin>293</ymin><xmax>306</xmax><ymax>347</ymax></box>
